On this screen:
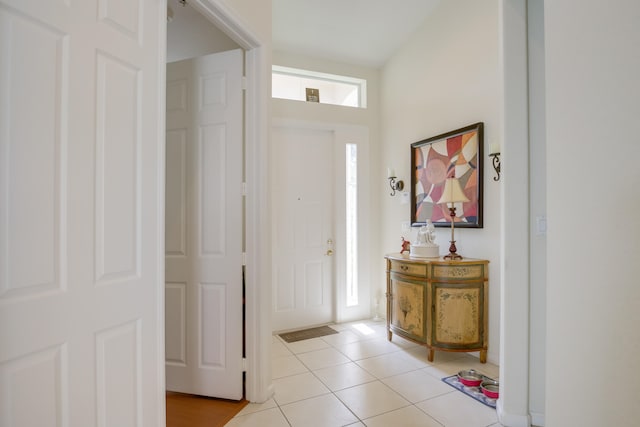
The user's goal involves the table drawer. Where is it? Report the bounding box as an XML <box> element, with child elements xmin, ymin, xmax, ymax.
<box><xmin>431</xmin><ymin>264</ymin><xmax>485</xmax><ymax>280</ymax></box>
<box><xmin>389</xmin><ymin>260</ymin><xmax>427</xmax><ymax>277</ymax></box>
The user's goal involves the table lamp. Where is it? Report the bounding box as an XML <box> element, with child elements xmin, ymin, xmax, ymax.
<box><xmin>437</xmin><ymin>177</ymin><xmax>469</xmax><ymax>260</ymax></box>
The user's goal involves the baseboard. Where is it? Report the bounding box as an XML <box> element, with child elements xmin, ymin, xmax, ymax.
<box><xmin>248</xmin><ymin>383</ymin><xmax>274</xmax><ymax>404</ymax></box>
<box><xmin>530</xmin><ymin>411</ymin><xmax>545</xmax><ymax>426</ymax></box>
<box><xmin>496</xmin><ymin>399</ymin><xmax>532</xmax><ymax>427</ymax></box>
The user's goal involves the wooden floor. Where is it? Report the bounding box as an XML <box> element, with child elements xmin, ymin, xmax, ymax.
<box><xmin>166</xmin><ymin>392</ymin><xmax>248</xmax><ymax>427</ymax></box>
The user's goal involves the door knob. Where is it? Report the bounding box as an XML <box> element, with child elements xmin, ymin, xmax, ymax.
<box><xmin>326</xmin><ymin>249</ymin><xmax>334</xmax><ymax>256</ymax></box>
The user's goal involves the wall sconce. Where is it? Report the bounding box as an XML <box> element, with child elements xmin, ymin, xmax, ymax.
<box><xmin>387</xmin><ymin>168</ymin><xmax>404</xmax><ymax>196</ymax></box>
<box><xmin>489</xmin><ymin>143</ymin><xmax>501</xmax><ymax>181</ymax></box>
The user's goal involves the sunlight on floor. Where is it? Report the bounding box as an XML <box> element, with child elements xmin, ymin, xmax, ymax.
<box><xmin>228</xmin><ymin>319</ymin><xmax>503</xmax><ymax>427</ymax></box>
<box><xmin>350</xmin><ymin>323</ymin><xmax>376</xmax><ymax>336</ymax></box>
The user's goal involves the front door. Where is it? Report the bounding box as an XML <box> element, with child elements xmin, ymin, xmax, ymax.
<box><xmin>165</xmin><ymin>49</ymin><xmax>244</xmax><ymax>399</ymax></box>
<box><xmin>272</xmin><ymin>126</ymin><xmax>336</xmax><ymax>331</ymax></box>
<box><xmin>0</xmin><ymin>0</ymin><xmax>165</xmax><ymax>425</ymax></box>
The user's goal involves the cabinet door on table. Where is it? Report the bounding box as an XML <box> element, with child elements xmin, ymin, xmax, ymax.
<box><xmin>429</xmin><ymin>282</ymin><xmax>485</xmax><ymax>350</ymax></box>
<box><xmin>389</xmin><ymin>275</ymin><xmax>427</xmax><ymax>342</ymax></box>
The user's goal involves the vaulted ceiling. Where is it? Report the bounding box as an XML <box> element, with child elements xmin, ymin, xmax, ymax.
<box><xmin>272</xmin><ymin>0</ymin><xmax>442</xmax><ymax>68</ymax></box>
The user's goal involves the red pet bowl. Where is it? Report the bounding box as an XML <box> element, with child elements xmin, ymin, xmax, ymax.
<box><xmin>481</xmin><ymin>380</ymin><xmax>500</xmax><ymax>399</ymax></box>
<box><xmin>457</xmin><ymin>369</ymin><xmax>483</xmax><ymax>387</ymax></box>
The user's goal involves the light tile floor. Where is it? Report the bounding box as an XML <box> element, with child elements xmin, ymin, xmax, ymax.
<box><xmin>228</xmin><ymin>319</ymin><xmax>503</xmax><ymax>427</ymax></box>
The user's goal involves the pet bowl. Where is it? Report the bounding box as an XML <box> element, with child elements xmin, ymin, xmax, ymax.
<box><xmin>481</xmin><ymin>380</ymin><xmax>500</xmax><ymax>399</ymax></box>
<box><xmin>457</xmin><ymin>369</ymin><xmax>483</xmax><ymax>387</ymax></box>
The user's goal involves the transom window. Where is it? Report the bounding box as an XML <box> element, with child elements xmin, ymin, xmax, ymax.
<box><xmin>272</xmin><ymin>65</ymin><xmax>367</xmax><ymax>108</ymax></box>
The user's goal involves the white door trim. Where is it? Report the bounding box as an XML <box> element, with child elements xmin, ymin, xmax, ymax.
<box><xmin>184</xmin><ymin>0</ymin><xmax>273</xmax><ymax>403</ymax></box>
<box><xmin>156</xmin><ymin>5</ymin><xmax>169</xmax><ymax>423</ymax></box>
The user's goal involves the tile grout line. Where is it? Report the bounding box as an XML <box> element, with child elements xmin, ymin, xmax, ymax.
<box><xmin>281</xmin><ymin>330</ymin><xmax>454</xmax><ymax>426</ymax></box>
<box><xmin>237</xmin><ymin>320</ymin><xmax>501</xmax><ymax>426</ymax></box>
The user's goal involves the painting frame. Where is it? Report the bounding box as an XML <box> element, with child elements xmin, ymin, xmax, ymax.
<box><xmin>411</xmin><ymin>122</ymin><xmax>484</xmax><ymax>228</ymax></box>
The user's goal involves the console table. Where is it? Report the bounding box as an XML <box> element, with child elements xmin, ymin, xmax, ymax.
<box><xmin>385</xmin><ymin>253</ymin><xmax>489</xmax><ymax>362</ymax></box>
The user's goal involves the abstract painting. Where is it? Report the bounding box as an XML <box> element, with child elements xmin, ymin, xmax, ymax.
<box><xmin>411</xmin><ymin>123</ymin><xmax>483</xmax><ymax>228</ymax></box>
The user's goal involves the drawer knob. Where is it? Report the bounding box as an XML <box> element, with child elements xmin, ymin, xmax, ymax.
<box><xmin>400</xmin><ymin>265</ymin><xmax>408</xmax><ymax>271</ymax></box>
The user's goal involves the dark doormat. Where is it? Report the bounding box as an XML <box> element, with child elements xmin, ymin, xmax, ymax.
<box><xmin>278</xmin><ymin>325</ymin><xmax>338</xmax><ymax>343</ymax></box>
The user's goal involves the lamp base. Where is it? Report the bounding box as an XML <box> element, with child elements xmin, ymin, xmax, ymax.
<box><xmin>443</xmin><ymin>240</ymin><xmax>463</xmax><ymax>260</ymax></box>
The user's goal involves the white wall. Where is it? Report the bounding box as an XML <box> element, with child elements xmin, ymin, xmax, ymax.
<box><xmin>166</xmin><ymin>3</ymin><xmax>239</xmax><ymax>63</ymax></box>
<box><xmin>499</xmin><ymin>1</ymin><xmax>531</xmax><ymax>424</ymax></box>
<box><xmin>217</xmin><ymin>0</ymin><xmax>271</xmax><ymax>42</ymax></box>
<box><xmin>379</xmin><ymin>0</ymin><xmax>502</xmax><ymax>364</ymax></box>
<box><xmin>545</xmin><ymin>1</ymin><xmax>640</xmax><ymax>426</ymax></box>
<box><xmin>527</xmin><ymin>1</ymin><xmax>546</xmax><ymax>424</ymax></box>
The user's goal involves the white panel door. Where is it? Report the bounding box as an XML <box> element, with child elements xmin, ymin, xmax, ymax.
<box><xmin>165</xmin><ymin>49</ymin><xmax>243</xmax><ymax>399</ymax></box>
<box><xmin>272</xmin><ymin>126</ymin><xmax>336</xmax><ymax>332</ymax></box>
<box><xmin>0</xmin><ymin>0</ymin><xmax>164</xmax><ymax>426</ymax></box>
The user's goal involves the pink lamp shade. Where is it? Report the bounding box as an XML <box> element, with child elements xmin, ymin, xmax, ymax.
<box><xmin>437</xmin><ymin>177</ymin><xmax>469</xmax><ymax>205</ymax></box>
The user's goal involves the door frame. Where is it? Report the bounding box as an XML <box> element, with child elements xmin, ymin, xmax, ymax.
<box><xmin>272</xmin><ymin>119</ymin><xmax>371</xmax><ymax>325</ymax></box>
<box><xmin>174</xmin><ymin>0</ymin><xmax>273</xmax><ymax>404</ymax></box>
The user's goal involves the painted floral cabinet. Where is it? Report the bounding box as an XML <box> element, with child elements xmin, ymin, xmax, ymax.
<box><xmin>385</xmin><ymin>253</ymin><xmax>489</xmax><ymax>363</ymax></box>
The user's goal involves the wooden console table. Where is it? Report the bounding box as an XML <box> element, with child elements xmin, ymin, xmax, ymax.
<box><xmin>385</xmin><ymin>253</ymin><xmax>489</xmax><ymax>362</ymax></box>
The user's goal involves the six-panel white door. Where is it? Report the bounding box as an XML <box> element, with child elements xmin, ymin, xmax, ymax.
<box><xmin>0</xmin><ymin>0</ymin><xmax>165</xmax><ymax>426</ymax></box>
<box><xmin>272</xmin><ymin>126</ymin><xmax>336</xmax><ymax>332</ymax></box>
<box><xmin>165</xmin><ymin>49</ymin><xmax>244</xmax><ymax>399</ymax></box>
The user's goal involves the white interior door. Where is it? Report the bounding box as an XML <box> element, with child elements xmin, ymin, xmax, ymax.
<box><xmin>0</xmin><ymin>1</ymin><xmax>165</xmax><ymax>426</ymax></box>
<box><xmin>272</xmin><ymin>126</ymin><xmax>337</xmax><ymax>332</ymax></box>
<box><xmin>165</xmin><ymin>49</ymin><xmax>244</xmax><ymax>399</ymax></box>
